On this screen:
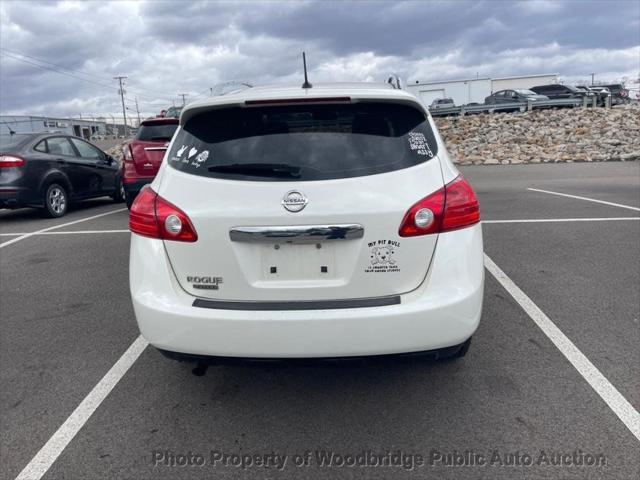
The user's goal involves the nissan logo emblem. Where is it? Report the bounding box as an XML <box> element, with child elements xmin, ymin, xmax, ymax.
<box><xmin>282</xmin><ymin>190</ymin><xmax>308</xmax><ymax>212</ymax></box>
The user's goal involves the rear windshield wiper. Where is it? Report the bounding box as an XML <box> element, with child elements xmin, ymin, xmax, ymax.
<box><xmin>208</xmin><ymin>163</ymin><xmax>301</xmax><ymax>178</ymax></box>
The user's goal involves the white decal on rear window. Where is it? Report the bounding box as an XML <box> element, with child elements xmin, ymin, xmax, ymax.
<box><xmin>188</xmin><ymin>147</ymin><xmax>198</xmax><ymax>158</ymax></box>
<box><xmin>170</xmin><ymin>145</ymin><xmax>188</xmax><ymax>162</ymax></box>
<box><xmin>192</xmin><ymin>150</ymin><xmax>209</xmax><ymax>168</ymax></box>
<box><xmin>408</xmin><ymin>132</ymin><xmax>433</xmax><ymax>157</ymax></box>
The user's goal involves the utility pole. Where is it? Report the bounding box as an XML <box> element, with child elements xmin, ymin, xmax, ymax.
<box><xmin>114</xmin><ymin>76</ymin><xmax>128</xmax><ymax>138</ymax></box>
<box><xmin>590</xmin><ymin>73</ymin><xmax>595</xmax><ymax>86</ymax></box>
<box><xmin>210</xmin><ymin>87</ymin><xmax>213</xmax><ymax>96</ymax></box>
<box><xmin>178</xmin><ymin>93</ymin><xmax>188</xmax><ymax>106</ymax></box>
<box><xmin>134</xmin><ymin>97</ymin><xmax>141</xmax><ymax>127</ymax></box>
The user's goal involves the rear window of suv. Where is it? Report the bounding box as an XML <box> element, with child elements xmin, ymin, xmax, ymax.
<box><xmin>136</xmin><ymin>123</ymin><xmax>178</xmax><ymax>141</ymax></box>
<box><xmin>167</xmin><ymin>102</ymin><xmax>437</xmax><ymax>182</ymax></box>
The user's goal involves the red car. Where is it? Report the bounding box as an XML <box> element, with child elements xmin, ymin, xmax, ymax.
<box><xmin>121</xmin><ymin>117</ymin><xmax>178</xmax><ymax>208</ymax></box>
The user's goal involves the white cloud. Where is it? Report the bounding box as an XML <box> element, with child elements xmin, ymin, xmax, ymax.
<box><xmin>0</xmin><ymin>0</ymin><xmax>638</xmax><ymax>117</ymax></box>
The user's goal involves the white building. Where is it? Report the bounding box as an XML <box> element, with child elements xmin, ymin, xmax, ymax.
<box><xmin>405</xmin><ymin>73</ymin><xmax>558</xmax><ymax>106</ymax></box>
<box><xmin>0</xmin><ymin>115</ymin><xmax>108</xmax><ymax>139</ymax></box>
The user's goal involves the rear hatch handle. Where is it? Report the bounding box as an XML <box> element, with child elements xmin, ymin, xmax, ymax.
<box><xmin>230</xmin><ymin>224</ymin><xmax>364</xmax><ymax>243</ymax></box>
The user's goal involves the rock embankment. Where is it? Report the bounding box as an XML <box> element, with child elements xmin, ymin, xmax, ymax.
<box><xmin>433</xmin><ymin>106</ymin><xmax>640</xmax><ymax>165</ymax></box>
<box><xmin>102</xmin><ymin>141</ymin><xmax>128</xmax><ymax>163</ymax></box>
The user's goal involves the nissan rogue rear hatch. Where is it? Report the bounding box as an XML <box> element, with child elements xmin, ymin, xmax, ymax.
<box><xmin>159</xmin><ymin>100</ymin><xmax>444</xmax><ymax>301</ymax></box>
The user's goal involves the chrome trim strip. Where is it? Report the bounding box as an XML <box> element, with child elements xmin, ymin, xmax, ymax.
<box><xmin>143</xmin><ymin>147</ymin><xmax>168</xmax><ymax>151</ymax></box>
<box><xmin>229</xmin><ymin>224</ymin><xmax>364</xmax><ymax>243</ymax></box>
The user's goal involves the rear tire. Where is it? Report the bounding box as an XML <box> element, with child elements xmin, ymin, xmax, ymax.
<box><xmin>125</xmin><ymin>191</ymin><xmax>136</xmax><ymax>210</ymax></box>
<box><xmin>112</xmin><ymin>178</ymin><xmax>125</xmax><ymax>203</ymax></box>
<box><xmin>42</xmin><ymin>183</ymin><xmax>69</xmax><ymax>218</ymax></box>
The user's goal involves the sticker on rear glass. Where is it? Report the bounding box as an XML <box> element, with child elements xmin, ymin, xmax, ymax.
<box><xmin>365</xmin><ymin>240</ymin><xmax>400</xmax><ymax>273</ymax></box>
<box><xmin>169</xmin><ymin>145</ymin><xmax>186</xmax><ymax>162</ymax></box>
<box><xmin>169</xmin><ymin>145</ymin><xmax>190</xmax><ymax>163</ymax></box>
<box><xmin>408</xmin><ymin>132</ymin><xmax>433</xmax><ymax>157</ymax></box>
<box><xmin>191</xmin><ymin>150</ymin><xmax>209</xmax><ymax>168</ymax></box>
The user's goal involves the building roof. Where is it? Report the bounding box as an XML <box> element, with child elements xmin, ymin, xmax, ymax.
<box><xmin>409</xmin><ymin>73</ymin><xmax>559</xmax><ymax>86</ymax></box>
<box><xmin>409</xmin><ymin>77</ymin><xmax>492</xmax><ymax>86</ymax></box>
<box><xmin>492</xmin><ymin>73</ymin><xmax>559</xmax><ymax>80</ymax></box>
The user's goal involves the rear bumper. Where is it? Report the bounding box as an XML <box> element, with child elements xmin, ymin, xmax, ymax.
<box><xmin>0</xmin><ymin>186</ymin><xmax>37</xmax><ymax>208</ymax></box>
<box><xmin>130</xmin><ymin>224</ymin><xmax>484</xmax><ymax>358</ymax></box>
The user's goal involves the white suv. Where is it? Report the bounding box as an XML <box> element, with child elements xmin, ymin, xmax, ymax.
<box><xmin>129</xmin><ymin>82</ymin><xmax>484</xmax><ymax>364</ymax></box>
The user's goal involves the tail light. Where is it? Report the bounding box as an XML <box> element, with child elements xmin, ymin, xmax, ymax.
<box><xmin>123</xmin><ymin>145</ymin><xmax>133</xmax><ymax>162</ymax></box>
<box><xmin>399</xmin><ymin>175</ymin><xmax>480</xmax><ymax>237</ymax></box>
<box><xmin>122</xmin><ymin>145</ymin><xmax>138</xmax><ymax>183</ymax></box>
<box><xmin>129</xmin><ymin>186</ymin><xmax>197</xmax><ymax>242</ymax></box>
<box><xmin>0</xmin><ymin>155</ymin><xmax>25</xmax><ymax>168</ymax></box>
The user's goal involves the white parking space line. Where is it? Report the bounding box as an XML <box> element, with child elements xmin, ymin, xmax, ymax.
<box><xmin>528</xmin><ymin>188</ymin><xmax>640</xmax><ymax>212</ymax></box>
<box><xmin>14</xmin><ymin>336</ymin><xmax>148</xmax><ymax>480</ymax></box>
<box><xmin>484</xmin><ymin>253</ymin><xmax>640</xmax><ymax>443</ymax></box>
<box><xmin>482</xmin><ymin>217</ymin><xmax>640</xmax><ymax>224</ymax></box>
<box><xmin>0</xmin><ymin>230</ymin><xmax>129</xmax><ymax>236</ymax></box>
<box><xmin>0</xmin><ymin>208</ymin><xmax>126</xmax><ymax>249</ymax></box>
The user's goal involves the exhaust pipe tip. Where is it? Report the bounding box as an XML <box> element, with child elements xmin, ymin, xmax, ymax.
<box><xmin>191</xmin><ymin>363</ymin><xmax>209</xmax><ymax>377</ymax></box>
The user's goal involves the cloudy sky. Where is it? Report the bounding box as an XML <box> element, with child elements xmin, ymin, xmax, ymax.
<box><xmin>1</xmin><ymin>0</ymin><xmax>638</xmax><ymax>119</ymax></box>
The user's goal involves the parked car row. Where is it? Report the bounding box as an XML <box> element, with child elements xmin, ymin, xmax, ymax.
<box><xmin>484</xmin><ymin>88</ymin><xmax>549</xmax><ymax>105</ymax></box>
<box><xmin>429</xmin><ymin>82</ymin><xmax>633</xmax><ymax>115</ymax></box>
<box><xmin>0</xmin><ymin>110</ymin><xmax>182</xmax><ymax>217</ymax></box>
<box><xmin>0</xmin><ymin>133</ymin><xmax>124</xmax><ymax>217</ymax></box>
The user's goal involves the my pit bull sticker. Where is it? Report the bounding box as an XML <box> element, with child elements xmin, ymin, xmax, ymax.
<box><xmin>365</xmin><ymin>240</ymin><xmax>400</xmax><ymax>273</ymax></box>
<box><xmin>408</xmin><ymin>131</ymin><xmax>433</xmax><ymax>157</ymax></box>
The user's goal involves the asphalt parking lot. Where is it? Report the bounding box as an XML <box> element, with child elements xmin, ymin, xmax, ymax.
<box><xmin>1</xmin><ymin>162</ymin><xmax>639</xmax><ymax>480</ymax></box>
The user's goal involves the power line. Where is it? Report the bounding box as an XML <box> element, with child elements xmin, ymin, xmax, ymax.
<box><xmin>0</xmin><ymin>47</ymin><xmax>112</xmax><ymax>82</ymax></box>
<box><xmin>1</xmin><ymin>51</ymin><xmax>114</xmax><ymax>89</ymax></box>
<box><xmin>0</xmin><ymin>47</ymin><xmax>177</xmax><ymax>99</ymax></box>
<box><xmin>0</xmin><ymin>47</ymin><xmax>178</xmax><ymax>97</ymax></box>
<box><xmin>0</xmin><ymin>51</ymin><xmax>173</xmax><ymax>102</ymax></box>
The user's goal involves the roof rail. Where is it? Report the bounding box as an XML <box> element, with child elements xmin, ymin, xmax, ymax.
<box><xmin>212</xmin><ymin>81</ymin><xmax>254</xmax><ymax>96</ymax></box>
<box><xmin>387</xmin><ymin>74</ymin><xmax>403</xmax><ymax>90</ymax></box>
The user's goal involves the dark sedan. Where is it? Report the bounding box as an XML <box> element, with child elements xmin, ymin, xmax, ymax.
<box><xmin>0</xmin><ymin>133</ymin><xmax>123</xmax><ymax>217</ymax></box>
<box><xmin>530</xmin><ymin>84</ymin><xmax>594</xmax><ymax>101</ymax></box>
<box><xmin>485</xmin><ymin>89</ymin><xmax>548</xmax><ymax>106</ymax></box>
